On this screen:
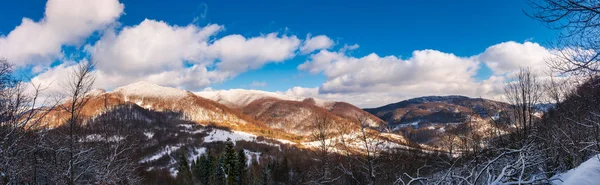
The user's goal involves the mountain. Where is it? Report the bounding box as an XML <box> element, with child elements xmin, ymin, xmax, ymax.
<box><xmin>33</xmin><ymin>82</ymin><xmax>522</xmax><ymax>181</ymax></box>
<box><xmin>363</xmin><ymin>95</ymin><xmax>514</xmax><ymax>146</ymax></box>
<box><xmin>41</xmin><ymin>82</ymin><xmax>385</xmax><ymax>138</ymax></box>
<box><xmin>364</xmin><ymin>95</ymin><xmax>511</xmax><ymax>127</ymax></box>
<box><xmin>38</xmin><ymin>82</ymin><xmax>273</xmax><ymax>134</ymax></box>
<box><xmin>196</xmin><ymin>89</ymin><xmax>385</xmax><ymax>135</ymax></box>
<box><xmin>32</xmin><ymin>82</ymin><xmax>413</xmax><ymax>178</ymax></box>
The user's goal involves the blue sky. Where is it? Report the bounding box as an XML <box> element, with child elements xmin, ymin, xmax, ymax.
<box><xmin>0</xmin><ymin>0</ymin><xmax>558</xmax><ymax>107</ymax></box>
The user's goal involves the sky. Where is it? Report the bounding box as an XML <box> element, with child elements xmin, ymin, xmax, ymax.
<box><xmin>0</xmin><ymin>0</ymin><xmax>559</xmax><ymax>108</ymax></box>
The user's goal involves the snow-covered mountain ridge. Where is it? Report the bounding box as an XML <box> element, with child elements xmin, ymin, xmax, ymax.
<box><xmin>195</xmin><ymin>88</ymin><xmax>334</xmax><ymax>109</ymax></box>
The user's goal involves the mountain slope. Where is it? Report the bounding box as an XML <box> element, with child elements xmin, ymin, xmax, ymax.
<box><xmin>364</xmin><ymin>95</ymin><xmax>510</xmax><ymax>127</ymax></box>
<box><xmin>39</xmin><ymin>82</ymin><xmax>269</xmax><ymax>132</ymax></box>
<box><xmin>196</xmin><ymin>89</ymin><xmax>385</xmax><ymax>134</ymax></box>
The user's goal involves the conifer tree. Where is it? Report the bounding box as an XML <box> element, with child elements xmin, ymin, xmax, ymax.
<box><xmin>215</xmin><ymin>154</ymin><xmax>227</xmax><ymax>185</ymax></box>
<box><xmin>176</xmin><ymin>152</ymin><xmax>193</xmax><ymax>185</ymax></box>
<box><xmin>237</xmin><ymin>149</ymin><xmax>248</xmax><ymax>185</ymax></box>
<box><xmin>207</xmin><ymin>154</ymin><xmax>217</xmax><ymax>184</ymax></box>
<box><xmin>223</xmin><ymin>138</ymin><xmax>238</xmax><ymax>185</ymax></box>
<box><xmin>194</xmin><ymin>154</ymin><xmax>214</xmax><ymax>185</ymax></box>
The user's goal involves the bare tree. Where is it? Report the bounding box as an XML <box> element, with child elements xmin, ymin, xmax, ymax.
<box><xmin>355</xmin><ymin>115</ymin><xmax>386</xmax><ymax>185</ymax></box>
<box><xmin>392</xmin><ymin>143</ymin><xmax>551</xmax><ymax>185</ymax></box>
<box><xmin>543</xmin><ymin>74</ymin><xmax>572</xmax><ymax>105</ymax></box>
<box><xmin>527</xmin><ymin>0</ymin><xmax>600</xmax><ymax>75</ymax></box>
<box><xmin>0</xmin><ymin>59</ymin><xmax>56</xmax><ymax>183</ymax></box>
<box><xmin>91</xmin><ymin>94</ymin><xmax>142</xmax><ymax>184</ymax></box>
<box><xmin>307</xmin><ymin>113</ymin><xmax>339</xmax><ymax>184</ymax></box>
<box><xmin>334</xmin><ymin>114</ymin><xmax>387</xmax><ymax>185</ymax></box>
<box><xmin>504</xmin><ymin>67</ymin><xmax>543</xmax><ymax>137</ymax></box>
<box><xmin>57</xmin><ymin>61</ymin><xmax>97</xmax><ymax>185</ymax></box>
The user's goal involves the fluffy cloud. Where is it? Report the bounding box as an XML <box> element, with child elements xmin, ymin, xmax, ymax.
<box><xmin>2</xmin><ymin>0</ymin><xmax>559</xmax><ymax>108</ymax></box>
<box><xmin>283</xmin><ymin>86</ymin><xmax>408</xmax><ymax>108</ymax></box>
<box><xmin>299</xmin><ymin>34</ymin><xmax>334</xmax><ymax>54</ymax></box>
<box><xmin>86</xmin><ymin>19</ymin><xmax>227</xmax><ymax>90</ymax></box>
<box><xmin>210</xmin><ymin>33</ymin><xmax>300</xmax><ymax>73</ymax></box>
<box><xmin>84</xmin><ymin>19</ymin><xmax>301</xmax><ymax>90</ymax></box>
<box><xmin>90</xmin><ymin>19</ymin><xmax>222</xmax><ymax>75</ymax></box>
<box><xmin>25</xmin><ymin>60</ymin><xmax>87</xmax><ymax>101</ymax></box>
<box><xmin>478</xmin><ymin>41</ymin><xmax>553</xmax><ymax>75</ymax></box>
<box><xmin>299</xmin><ymin>49</ymin><xmax>481</xmax><ymax>94</ymax></box>
<box><xmin>0</xmin><ymin>0</ymin><xmax>123</xmax><ymax>67</ymax></box>
<box><xmin>295</xmin><ymin>41</ymin><xmax>556</xmax><ymax>107</ymax></box>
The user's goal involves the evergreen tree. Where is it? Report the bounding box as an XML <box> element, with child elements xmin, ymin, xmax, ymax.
<box><xmin>194</xmin><ymin>154</ymin><xmax>214</xmax><ymax>185</ymax></box>
<box><xmin>260</xmin><ymin>158</ymin><xmax>274</xmax><ymax>185</ymax></box>
<box><xmin>237</xmin><ymin>149</ymin><xmax>248</xmax><ymax>185</ymax></box>
<box><xmin>223</xmin><ymin>138</ymin><xmax>238</xmax><ymax>185</ymax></box>
<box><xmin>215</xmin><ymin>154</ymin><xmax>227</xmax><ymax>185</ymax></box>
<box><xmin>273</xmin><ymin>157</ymin><xmax>290</xmax><ymax>183</ymax></box>
<box><xmin>249</xmin><ymin>158</ymin><xmax>261</xmax><ymax>185</ymax></box>
<box><xmin>207</xmin><ymin>154</ymin><xmax>217</xmax><ymax>184</ymax></box>
<box><xmin>176</xmin><ymin>152</ymin><xmax>193</xmax><ymax>185</ymax></box>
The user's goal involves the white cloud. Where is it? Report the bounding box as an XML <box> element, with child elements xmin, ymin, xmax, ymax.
<box><xmin>87</xmin><ymin>19</ymin><xmax>226</xmax><ymax>90</ymax></box>
<box><xmin>85</xmin><ymin>19</ymin><xmax>301</xmax><ymax>90</ymax></box>
<box><xmin>299</xmin><ymin>49</ymin><xmax>481</xmax><ymax>94</ymax></box>
<box><xmin>210</xmin><ymin>33</ymin><xmax>300</xmax><ymax>73</ymax></box>
<box><xmin>283</xmin><ymin>86</ymin><xmax>410</xmax><ymax>108</ymax></box>
<box><xmin>299</xmin><ymin>34</ymin><xmax>334</xmax><ymax>54</ymax></box>
<box><xmin>338</xmin><ymin>44</ymin><xmax>359</xmax><ymax>53</ymax></box>
<box><xmin>295</xmin><ymin>41</ymin><xmax>556</xmax><ymax>108</ymax></box>
<box><xmin>0</xmin><ymin>0</ymin><xmax>124</xmax><ymax>67</ymax></box>
<box><xmin>1</xmin><ymin>0</ymin><xmax>561</xmax><ymax>109</ymax></box>
<box><xmin>478</xmin><ymin>41</ymin><xmax>553</xmax><ymax>75</ymax></box>
<box><xmin>250</xmin><ymin>81</ymin><xmax>267</xmax><ymax>88</ymax></box>
<box><xmin>26</xmin><ymin>60</ymin><xmax>87</xmax><ymax>102</ymax></box>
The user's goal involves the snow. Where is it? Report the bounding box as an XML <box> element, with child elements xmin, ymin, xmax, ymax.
<box><xmin>203</xmin><ymin>129</ymin><xmax>257</xmax><ymax>143</ymax></box>
<box><xmin>302</xmin><ymin>132</ymin><xmax>410</xmax><ymax>154</ymax></box>
<box><xmin>202</xmin><ymin>129</ymin><xmax>291</xmax><ymax>148</ymax></box>
<box><xmin>188</xmin><ymin>147</ymin><xmax>207</xmax><ymax>162</ymax></box>
<box><xmin>244</xmin><ymin>149</ymin><xmax>261</xmax><ymax>166</ymax></box>
<box><xmin>396</xmin><ymin>120</ymin><xmax>421</xmax><ymax>129</ymax></box>
<box><xmin>86</xmin><ymin>88</ymin><xmax>106</xmax><ymax>96</ymax></box>
<box><xmin>81</xmin><ymin>134</ymin><xmax>124</xmax><ymax>142</ymax></box>
<box><xmin>276</xmin><ymin>139</ymin><xmax>296</xmax><ymax>145</ymax></box>
<box><xmin>178</xmin><ymin>124</ymin><xmax>204</xmax><ymax>134</ymax></box>
<box><xmin>178</xmin><ymin>124</ymin><xmax>193</xmax><ymax>129</ymax></box>
<box><xmin>114</xmin><ymin>81</ymin><xmax>189</xmax><ymax>99</ymax></box>
<box><xmin>107</xmin><ymin>135</ymin><xmax>124</xmax><ymax>142</ymax></box>
<box><xmin>552</xmin><ymin>155</ymin><xmax>600</xmax><ymax>185</ymax></box>
<box><xmin>140</xmin><ymin>145</ymin><xmax>182</xmax><ymax>163</ymax></box>
<box><xmin>195</xmin><ymin>89</ymin><xmax>304</xmax><ymax>107</ymax></box>
<box><xmin>308</xmin><ymin>98</ymin><xmax>335</xmax><ymax>109</ymax></box>
<box><xmin>143</xmin><ymin>132</ymin><xmax>154</xmax><ymax>139</ymax></box>
<box><xmin>195</xmin><ymin>88</ymin><xmax>335</xmax><ymax>109</ymax></box>
<box><xmin>83</xmin><ymin>134</ymin><xmax>103</xmax><ymax>142</ymax></box>
<box><xmin>170</xmin><ymin>168</ymin><xmax>178</xmax><ymax>177</ymax></box>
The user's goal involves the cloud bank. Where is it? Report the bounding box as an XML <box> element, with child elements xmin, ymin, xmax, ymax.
<box><xmin>0</xmin><ymin>0</ymin><xmax>559</xmax><ymax>108</ymax></box>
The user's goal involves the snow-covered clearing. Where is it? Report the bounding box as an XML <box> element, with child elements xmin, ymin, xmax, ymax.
<box><xmin>203</xmin><ymin>129</ymin><xmax>292</xmax><ymax>147</ymax></box>
<box><xmin>178</xmin><ymin>124</ymin><xmax>204</xmax><ymax>134</ymax></box>
<box><xmin>188</xmin><ymin>147</ymin><xmax>207</xmax><ymax>162</ymax></box>
<box><xmin>203</xmin><ymin>129</ymin><xmax>257</xmax><ymax>143</ymax></box>
<box><xmin>140</xmin><ymin>145</ymin><xmax>182</xmax><ymax>163</ymax></box>
<box><xmin>551</xmin><ymin>155</ymin><xmax>600</xmax><ymax>185</ymax></box>
<box><xmin>81</xmin><ymin>134</ymin><xmax>124</xmax><ymax>142</ymax></box>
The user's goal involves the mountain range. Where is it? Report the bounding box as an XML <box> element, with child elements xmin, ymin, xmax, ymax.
<box><xmin>36</xmin><ymin>81</ymin><xmax>514</xmax><ymax>176</ymax></box>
